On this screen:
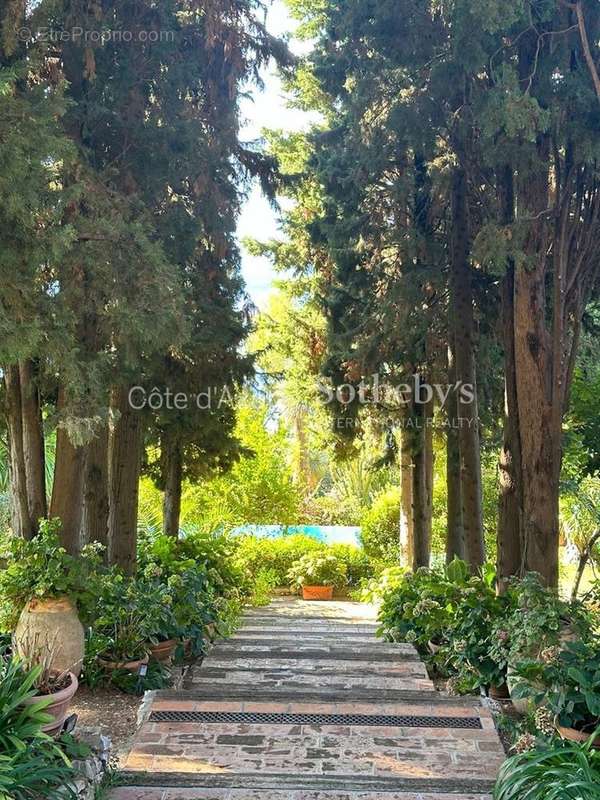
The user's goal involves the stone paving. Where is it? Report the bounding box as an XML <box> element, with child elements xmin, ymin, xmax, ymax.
<box><xmin>110</xmin><ymin>598</ymin><xmax>504</xmax><ymax>799</ymax></box>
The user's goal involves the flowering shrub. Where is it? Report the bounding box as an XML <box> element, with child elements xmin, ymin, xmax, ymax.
<box><xmin>287</xmin><ymin>553</ymin><xmax>347</xmax><ymax>589</ymax></box>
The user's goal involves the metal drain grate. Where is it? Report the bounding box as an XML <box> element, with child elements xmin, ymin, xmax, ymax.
<box><xmin>149</xmin><ymin>710</ymin><xmax>482</xmax><ymax>729</ymax></box>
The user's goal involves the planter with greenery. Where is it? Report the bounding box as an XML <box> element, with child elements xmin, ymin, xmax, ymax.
<box><xmin>92</xmin><ymin>573</ymin><xmax>150</xmax><ymax>671</ymax></box>
<box><xmin>488</xmin><ymin>574</ymin><xmax>590</xmax><ymax>712</ymax></box>
<box><xmin>0</xmin><ymin>656</ymin><xmax>78</xmax><ymax>796</ymax></box>
<box><xmin>287</xmin><ymin>553</ymin><xmax>347</xmax><ymax>600</ymax></box>
<box><xmin>0</xmin><ymin>521</ymin><xmax>102</xmax><ymax>677</ymax></box>
<box><xmin>510</xmin><ymin>638</ymin><xmax>600</xmax><ymax>747</ymax></box>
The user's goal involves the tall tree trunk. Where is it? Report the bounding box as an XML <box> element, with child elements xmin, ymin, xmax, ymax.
<box><xmin>3</xmin><ymin>365</ymin><xmax>34</xmax><ymax>538</ymax></box>
<box><xmin>399</xmin><ymin>424</ymin><xmax>414</xmax><ymax>567</ymax></box>
<box><xmin>446</xmin><ymin>342</ymin><xmax>464</xmax><ymax>562</ymax></box>
<box><xmin>162</xmin><ymin>432</ymin><xmax>182</xmax><ymax>539</ymax></box>
<box><xmin>19</xmin><ymin>360</ymin><xmax>47</xmax><ymax>529</ymax></box>
<box><xmin>50</xmin><ymin>388</ymin><xmax>85</xmax><ymax>555</ymax></box>
<box><xmin>497</xmin><ymin>166</ymin><xmax>523</xmax><ymax>589</ymax></box>
<box><xmin>450</xmin><ymin>167</ymin><xmax>485</xmax><ymax>570</ymax></box>
<box><xmin>411</xmin><ymin>394</ymin><xmax>431</xmax><ymax>569</ymax></box>
<box><xmin>82</xmin><ymin>424</ymin><xmax>110</xmax><ymax>553</ymax></box>
<box><xmin>108</xmin><ymin>386</ymin><xmax>142</xmax><ymax>575</ymax></box>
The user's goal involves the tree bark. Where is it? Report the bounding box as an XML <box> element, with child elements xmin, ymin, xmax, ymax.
<box><xmin>82</xmin><ymin>423</ymin><xmax>110</xmax><ymax>554</ymax></box>
<box><xmin>497</xmin><ymin>166</ymin><xmax>523</xmax><ymax>589</ymax></box>
<box><xmin>108</xmin><ymin>386</ymin><xmax>142</xmax><ymax>575</ymax></box>
<box><xmin>162</xmin><ymin>431</ymin><xmax>183</xmax><ymax>538</ymax></box>
<box><xmin>450</xmin><ymin>167</ymin><xmax>485</xmax><ymax>570</ymax></box>
<box><xmin>446</xmin><ymin>342</ymin><xmax>464</xmax><ymax>562</ymax></box>
<box><xmin>50</xmin><ymin>388</ymin><xmax>86</xmax><ymax>555</ymax></box>
<box><xmin>399</xmin><ymin>421</ymin><xmax>414</xmax><ymax>567</ymax></box>
<box><xmin>411</xmin><ymin>394</ymin><xmax>431</xmax><ymax>569</ymax></box>
<box><xmin>18</xmin><ymin>360</ymin><xmax>47</xmax><ymax>529</ymax></box>
<box><xmin>3</xmin><ymin>365</ymin><xmax>34</xmax><ymax>539</ymax></box>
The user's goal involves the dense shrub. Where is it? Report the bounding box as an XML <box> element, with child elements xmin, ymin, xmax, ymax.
<box><xmin>359</xmin><ymin>488</ymin><xmax>401</xmax><ymax>561</ymax></box>
<box><xmin>377</xmin><ymin>563</ymin><xmax>595</xmax><ymax>697</ymax></box>
<box><xmin>233</xmin><ymin>534</ymin><xmax>324</xmax><ymax>587</ymax></box>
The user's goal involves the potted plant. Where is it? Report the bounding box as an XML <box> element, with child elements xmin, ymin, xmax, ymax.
<box><xmin>511</xmin><ymin>638</ymin><xmax>600</xmax><ymax>748</ymax></box>
<box><xmin>0</xmin><ymin>656</ymin><xmax>78</xmax><ymax>794</ymax></box>
<box><xmin>93</xmin><ymin>573</ymin><xmax>149</xmax><ymax>672</ymax></box>
<box><xmin>0</xmin><ymin>520</ymin><xmax>102</xmax><ymax>677</ymax></box>
<box><xmin>489</xmin><ymin>574</ymin><xmax>590</xmax><ymax>713</ymax></box>
<box><xmin>136</xmin><ymin>578</ymin><xmax>180</xmax><ymax>663</ymax></box>
<box><xmin>287</xmin><ymin>553</ymin><xmax>347</xmax><ymax>600</ymax></box>
<box><xmin>16</xmin><ymin>633</ymin><xmax>78</xmax><ymax>737</ymax></box>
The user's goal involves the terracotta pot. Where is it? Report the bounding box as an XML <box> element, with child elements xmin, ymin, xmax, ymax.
<box><xmin>557</xmin><ymin>724</ymin><xmax>600</xmax><ymax>749</ymax></box>
<box><xmin>23</xmin><ymin>672</ymin><xmax>78</xmax><ymax>737</ymax></box>
<box><xmin>489</xmin><ymin>682</ymin><xmax>510</xmax><ymax>700</ymax></box>
<box><xmin>15</xmin><ymin>597</ymin><xmax>84</xmax><ymax>677</ymax></box>
<box><xmin>98</xmin><ymin>654</ymin><xmax>149</xmax><ymax>672</ymax></box>
<box><xmin>302</xmin><ymin>585</ymin><xmax>334</xmax><ymax>601</ymax></box>
<box><xmin>149</xmin><ymin>639</ymin><xmax>177</xmax><ymax>663</ymax></box>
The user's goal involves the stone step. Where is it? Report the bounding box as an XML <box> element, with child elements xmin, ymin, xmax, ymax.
<box><xmin>113</xmin><ymin>772</ymin><xmax>495</xmax><ymax>797</ymax></box>
<box><xmin>232</xmin><ymin>629</ymin><xmax>380</xmax><ymax>641</ymax></box>
<box><xmin>149</xmin><ymin>686</ymin><xmax>493</xmax><ymax>716</ymax></box>
<box><xmin>153</xmin><ymin>689</ymin><xmax>484</xmax><ymax>711</ymax></box>
<box><xmin>187</xmin><ymin>665</ymin><xmax>434</xmax><ymax>694</ymax></box>
<box><xmin>111</xmin><ymin>784</ymin><xmax>492</xmax><ymax>799</ymax></box>
<box><xmin>209</xmin><ymin>641</ymin><xmax>420</xmax><ymax>661</ymax></box>
<box><xmin>123</xmin><ymin>713</ymin><xmax>503</xmax><ymax>781</ymax></box>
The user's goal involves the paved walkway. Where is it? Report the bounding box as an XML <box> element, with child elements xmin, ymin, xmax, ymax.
<box><xmin>110</xmin><ymin>598</ymin><xmax>504</xmax><ymax>799</ymax></box>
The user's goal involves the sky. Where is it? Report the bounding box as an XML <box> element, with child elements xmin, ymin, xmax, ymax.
<box><xmin>237</xmin><ymin>0</ymin><xmax>316</xmax><ymax>310</ymax></box>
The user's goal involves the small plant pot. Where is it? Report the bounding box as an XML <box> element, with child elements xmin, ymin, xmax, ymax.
<box><xmin>427</xmin><ymin>639</ymin><xmax>442</xmax><ymax>655</ymax></box>
<box><xmin>302</xmin><ymin>585</ymin><xmax>334</xmax><ymax>601</ymax></box>
<box><xmin>489</xmin><ymin>682</ymin><xmax>510</xmax><ymax>700</ymax></box>
<box><xmin>557</xmin><ymin>724</ymin><xmax>600</xmax><ymax>749</ymax></box>
<box><xmin>23</xmin><ymin>672</ymin><xmax>78</xmax><ymax>737</ymax></box>
<box><xmin>98</xmin><ymin>654</ymin><xmax>149</xmax><ymax>672</ymax></box>
<box><xmin>149</xmin><ymin>639</ymin><xmax>177</xmax><ymax>663</ymax></box>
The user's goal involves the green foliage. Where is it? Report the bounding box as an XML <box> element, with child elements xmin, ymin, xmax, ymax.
<box><xmin>360</xmin><ymin>488</ymin><xmax>401</xmax><ymax>561</ymax></box>
<box><xmin>378</xmin><ymin>565</ymin><xmax>597</xmax><ymax>697</ymax></box>
<box><xmin>511</xmin><ymin>638</ymin><xmax>600</xmax><ymax>734</ymax></box>
<box><xmin>0</xmin><ymin>520</ymin><xmax>103</xmax><ymax>630</ymax></box>
<box><xmin>287</xmin><ymin>552</ymin><xmax>347</xmax><ymax>589</ymax></box>
<box><xmin>489</xmin><ymin>574</ymin><xmax>591</xmax><ymax>671</ymax></box>
<box><xmin>360</xmin><ymin>566</ymin><xmax>406</xmax><ymax>604</ymax></box>
<box><xmin>493</xmin><ymin>737</ymin><xmax>600</xmax><ymax>800</ymax></box>
<box><xmin>0</xmin><ymin>658</ymin><xmax>76</xmax><ymax>799</ymax></box>
<box><xmin>378</xmin><ymin>561</ymin><xmax>473</xmax><ymax>649</ymax></box>
<box><xmin>234</xmin><ymin>534</ymin><xmax>324</xmax><ymax>587</ymax></box>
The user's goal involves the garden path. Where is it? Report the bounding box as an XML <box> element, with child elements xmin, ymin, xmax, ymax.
<box><xmin>110</xmin><ymin>598</ymin><xmax>504</xmax><ymax>800</ymax></box>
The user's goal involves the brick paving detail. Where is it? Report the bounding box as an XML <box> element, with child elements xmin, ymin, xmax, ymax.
<box><xmin>110</xmin><ymin>598</ymin><xmax>504</xmax><ymax>799</ymax></box>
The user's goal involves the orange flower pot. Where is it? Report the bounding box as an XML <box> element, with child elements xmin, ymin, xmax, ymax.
<box><xmin>302</xmin><ymin>585</ymin><xmax>334</xmax><ymax>601</ymax></box>
<box><xmin>149</xmin><ymin>639</ymin><xmax>178</xmax><ymax>663</ymax></box>
<box><xmin>557</xmin><ymin>724</ymin><xmax>600</xmax><ymax>749</ymax></box>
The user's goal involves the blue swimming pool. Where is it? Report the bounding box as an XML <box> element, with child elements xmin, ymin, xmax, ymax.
<box><xmin>232</xmin><ymin>524</ymin><xmax>361</xmax><ymax>547</ymax></box>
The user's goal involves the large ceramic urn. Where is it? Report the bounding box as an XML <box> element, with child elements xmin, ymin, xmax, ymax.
<box><xmin>14</xmin><ymin>596</ymin><xmax>85</xmax><ymax>677</ymax></box>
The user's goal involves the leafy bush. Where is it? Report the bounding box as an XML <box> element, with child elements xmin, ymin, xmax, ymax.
<box><xmin>287</xmin><ymin>553</ymin><xmax>347</xmax><ymax>589</ymax></box>
<box><xmin>361</xmin><ymin>566</ymin><xmax>406</xmax><ymax>603</ymax></box>
<box><xmin>378</xmin><ymin>560</ymin><xmax>471</xmax><ymax>648</ymax></box>
<box><xmin>489</xmin><ymin>573</ymin><xmax>591</xmax><ymax>672</ymax></box>
<box><xmin>360</xmin><ymin>488</ymin><xmax>400</xmax><ymax>561</ymax></box>
<box><xmin>328</xmin><ymin>544</ymin><xmax>379</xmax><ymax>588</ymax></box>
<box><xmin>0</xmin><ymin>657</ymin><xmax>77</xmax><ymax>799</ymax></box>
<box><xmin>493</xmin><ymin>737</ymin><xmax>600</xmax><ymax>800</ymax></box>
<box><xmin>511</xmin><ymin>638</ymin><xmax>600</xmax><ymax>736</ymax></box>
<box><xmin>234</xmin><ymin>534</ymin><xmax>324</xmax><ymax>587</ymax></box>
<box><xmin>0</xmin><ymin>520</ymin><xmax>103</xmax><ymax>630</ymax></box>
